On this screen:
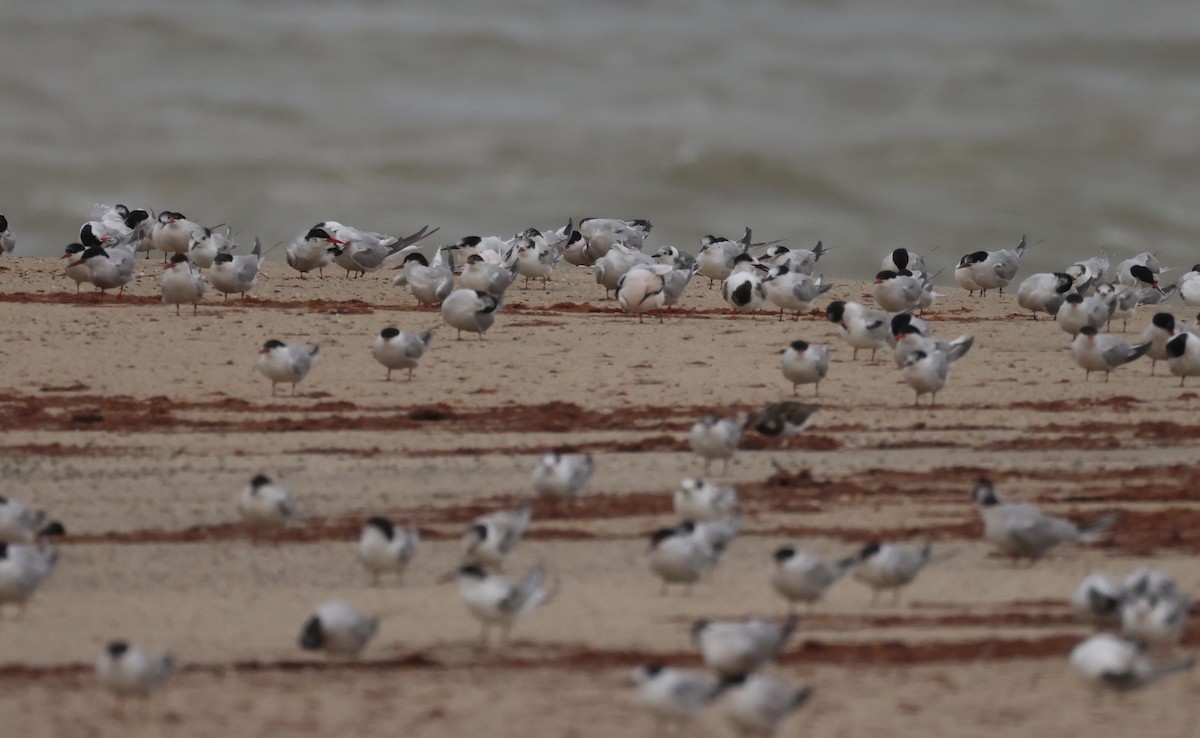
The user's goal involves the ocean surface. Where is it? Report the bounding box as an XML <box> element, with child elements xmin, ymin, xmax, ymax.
<box><xmin>2</xmin><ymin>0</ymin><xmax>1198</xmax><ymax>277</ymax></box>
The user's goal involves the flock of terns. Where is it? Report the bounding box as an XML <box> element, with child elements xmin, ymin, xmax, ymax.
<box><xmin>1</xmin><ymin>205</ymin><xmax>1199</xmax><ymax>734</ymax></box>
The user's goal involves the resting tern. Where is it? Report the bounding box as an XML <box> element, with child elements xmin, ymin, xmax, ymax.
<box><xmin>579</xmin><ymin>218</ymin><xmax>651</xmax><ymax>256</ymax></box>
<box><xmin>187</xmin><ymin>224</ymin><xmax>236</xmax><ymax>269</ymax></box>
<box><xmin>1165</xmin><ymin>332</ymin><xmax>1200</xmax><ymax>385</ymax></box>
<box><xmin>616</xmin><ymin>264</ymin><xmax>668</xmax><ymax>322</ymax></box>
<box><xmin>0</xmin><ymin>495</ymin><xmax>62</xmax><ymax>544</ymax></box>
<box><xmin>1055</xmin><ymin>292</ymin><xmax>1116</xmax><ymax>336</ymax></box>
<box><xmin>1094</xmin><ymin>282</ymin><xmax>1139</xmax><ymax>332</ymax></box>
<box><xmin>674</xmin><ymin>478</ymin><xmax>737</xmax><ymax>522</ymax></box>
<box><xmin>0</xmin><ymin>542</ymin><xmax>57</xmax><ymax>617</ymax></box>
<box><xmin>692</xmin><ymin>615</ymin><xmax>799</xmax><ymax>679</ymax></box>
<box><xmin>458</xmin><ymin>254</ymin><xmax>516</xmax><ymax>298</ymax></box>
<box><xmin>257</xmin><ymin>340</ymin><xmax>319</xmax><ymax>395</ymax></box>
<box><xmin>358</xmin><ymin>517</ymin><xmax>419</xmax><ymax>585</ymax></box>
<box><xmin>770</xmin><ymin>546</ymin><xmax>855</xmax><ymax>613</ymax></box>
<box><xmin>96</xmin><ymin>641</ymin><xmax>174</xmax><ymax>699</ymax></box>
<box><xmin>440</xmin><ymin>288</ymin><xmax>499</xmax><ymax>340</ymax></box>
<box><xmin>298</xmin><ymin>600</ymin><xmax>379</xmax><ymax>658</ymax></box>
<box><xmin>722</xmin><ymin>254</ymin><xmax>769</xmax><ymax>314</ymax></box>
<box><xmin>965</xmin><ymin>236</ymin><xmax>1027</xmax><ymax>294</ymax></box>
<box><xmin>825</xmin><ymin>300</ymin><xmax>889</xmax><ymax>361</ymax></box>
<box><xmin>720</xmin><ymin>675</ymin><xmax>813</xmax><ymax>738</ymax></box>
<box><xmin>697</xmin><ymin>229</ymin><xmax>752</xmax><ymax>287</ymax></box>
<box><xmin>331</xmin><ymin>224</ymin><xmax>438</xmax><ymax>278</ymax></box>
<box><xmin>780</xmin><ymin>341</ymin><xmax>829</xmax><ymax>396</ymax></box>
<box><xmin>531</xmin><ymin>452</ymin><xmax>595</xmax><ymax>500</ymax></box>
<box><xmin>1066</xmin><ymin>251</ymin><xmax>1109</xmax><ymax>295</ymax></box>
<box><xmin>209</xmin><ymin>238</ymin><xmax>261</xmax><ymax>300</ymax></box>
<box><xmin>394</xmin><ymin>251</ymin><xmax>455</xmax><ymax>306</ymax></box>
<box><xmin>561</xmin><ymin>228</ymin><xmax>596</xmax><ymax>266</ymax></box>
<box><xmin>1125</xmin><ymin>568</ymin><xmax>1180</xmax><ymax>600</ymax></box>
<box><xmin>762</xmin><ymin>240</ymin><xmax>829</xmax><ymax>275</ymax></box>
<box><xmin>629</xmin><ymin>665</ymin><xmax>725</xmax><ymax>731</ymax></box>
<box><xmin>0</xmin><ymin>214</ymin><xmax>14</xmax><ymax>255</ymax></box>
<box><xmin>160</xmin><ymin>254</ymin><xmax>206</xmax><ymax>315</ymax></box>
<box><xmin>287</xmin><ymin>227</ymin><xmax>339</xmax><ymax>278</ymax></box>
<box><xmin>461</xmin><ymin>504</ymin><xmax>531</xmax><ymax>570</ymax></box>
<box><xmin>61</xmin><ymin>243</ymin><xmax>91</xmax><ymax>292</ymax></box>
<box><xmin>653</xmin><ymin>244</ymin><xmax>697</xmax><ymax>271</ymax></box>
<box><xmin>1070</xmin><ymin>573</ymin><xmax>1124</xmax><ymax>625</ymax></box>
<box><xmin>1117</xmin><ymin>253</ymin><xmax>1167</xmax><ymax>287</ymax></box>
<box><xmin>647</xmin><ymin>522</ymin><xmax>719</xmax><ymax>594</ymax></box>
<box><xmin>881</xmin><ymin>247</ymin><xmax>925</xmax><ymax>274</ymax></box>
<box><xmin>149</xmin><ymin>212</ymin><xmax>202</xmax><ymax>258</ymax></box>
<box><xmin>1070</xmin><ymin>326</ymin><xmax>1151</xmax><ymax>381</ymax></box>
<box><xmin>1179</xmin><ymin>265</ymin><xmax>1200</xmax><ymax>306</ymax></box>
<box><xmin>372</xmin><ymin>326</ymin><xmax>434</xmax><ymax>381</ymax></box>
<box><xmin>237</xmin><ymin>474</ymin><xmax>294</xmax><ymax>528</ymax></box>
<box><xmin>971</xmin><ymin>480</ymin><xmax>1116</xmax><ymax>563</ymax></box>
<box><xmin>69</xmin><ymin>243</ymin><xmax>137</xmax><ymax>298</ymax></box>
<box><xmin>954</xmin><ymin>253</ymin><xmax>985</xmax><ymax>295</ymax></box>
<box><xmin>1016</xmin><ymin>272</ymin><xmax>1075</xmax><ymax>319</ymax></box>
<box><xmin>454</xmin><ymin>563</ymin><xmax>553</xmax><ymax>646</ymax></box>
<box><xmin>852</xmin><ymin>541</ymin><xmax>932</xmax><ymax>605</ymax></box>
<box><xmin>595</xmin><ymin>243</ymin><xmax>653</xmax><ymax>299</ymax></box>
<box><xmin>1069</xmin><ymin>633</ymin><xmax>1195</xmax><ymax>691</ymax></box>
<box><xmin>689</xmin><ymin>414</ymin><xmax>740</xmax><ymax>474</ymax></box>
<box><xmin>1121</xmin><ymin>591</ymin><xmax>1192</xmax><ymax>649</ymax></box>
<box><xmin>515</xmin><ymin>232</ymin><xmax>561</xmax><ymax>290</ymax></box>
<box><xmin>872</xmin><ymin>270</ymin><xmax>926</xmax><ymax>312</ymax></box>
<box><xmin>762</xmin><ymin>267</ymin><xmax>831</xmax><ymax>320</ymax></box>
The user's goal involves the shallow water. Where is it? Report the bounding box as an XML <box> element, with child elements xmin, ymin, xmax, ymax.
<box><xmin>2</xmin><ymin>0</ymin><xmax>1198</xmax><ymax>276</ymax></box>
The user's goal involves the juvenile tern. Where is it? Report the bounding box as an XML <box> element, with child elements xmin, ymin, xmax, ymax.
<box><xmin>653</xmin><ymin>245</ymin><xmax>697</xmax><ymax>271</ymax></box>
<box><xmin>825</xmin><ymin>300</ymin><xmax>889</xmax><ymax>361</ymax></box>
<box><xmin>515</xmin><ymin>233</ymin><xmax>560</xmax><ymax>290</ymax></box>
<box><xmin>692</xmin><ymin>615</ymin><xmax>799</xmax><ymax>678</ymax></box>
<box><xmin>257</xmin><ymin>340</ymin><xmax>319</xmax><ymax>395</ymax></box>
<box><xmin>441</xmin><ymin>288</ymin><xmax>499</xmax><ymax>340</ymax></box>
<box><xmin>372</xmin><ymin>326</ymin><xmax>434</xmax><ymax>381</ymax></box>
<box><xmin>1069</xmin><ymin>633</ymin><xmax>1195</xmax><ymax>691</ymax></box>
<box><xmin>531</xmin><ymin>452</ymin><xmax>595</xmax><ymax>500</ymax></box>
<box><xmin>1070</xmin><ymin>326</ymin><xmax>1151</xmax><ymax>381</ymax></box>
<box><xmin>689</xmin><ymin>414</ymin><xmax>740</xmax><ymax>474</ymax></box>
<box><xmin>1094</xmin><ymin>282</ymin><xmax>1139</xmax><ymax>332</ymax></box>
<box><xmin>454</xmin><ymin>563</ymin><xmax>553</xmax><ymax>645</ymax></box>
<box><xmin>674</xmin><ymin>478</ymin><xmax>737</xmax><ymax>522</ymax></box>
<box><xmin>744</xmin><ymin>402</ymin><xmax>819</xmax><ymax>443</ymax></box>
<box><xmin>1165</xmin><ymin>332</ymin><xmax>1200</xmax><ymax>385</ymax></box>
<box><xmin>0</xmin><ymin>542</ymin><xmax>57</xmax><ymax>617</ymax></box>
<box><xmin>358</xmin><ymin>517</ymin><xmax>419</xmax><ymax>585</ymax></box>
<box><xmin>209</xmin><ymin>238</ymin><xmax>262</xmax><ymax>300</ymax></box>
<box><xmin>160</xmin><ymin>254</ymin><xmax>206</xmax><ymax>315</ymax></box>
<box><xmin>971</xmin><ymin>480</ymin><xmax>1116</xmax><ymax>563</ymax></box>
<box><xmin>769</xmin><ymin>546</ymin><xmax>856</xmax><ymax>613</ymax></box>
<box><xmin>780</xmin><ymin>340</ymin><xmax>829</xmax><ymax>396</ymax></box>
<box><xmin>187</xmin><ymin>225</ymin><xmax>236</xmax><ymax>269</ymax></box>
<box><xmin>298</xmin><ymin>600</ymin><xmax>379</xmax><ymax>658</ymax></box>
<box><xmin>237</xmin><ymin>474</ymin><xmax>295</xmax><ymax>528</ymax></box>
<box><xmin>629</xmin><ymin>664</ymin><xmax>725</xmax><ymax>731</ymax></box>
<box><xmin>462</xmin><ymin>504</ymin><xmax>531</xmax><ymax>569</ymax></box>
<box><xmin>852</xmin><ymin>541</ymin><xmax>932</xmax><ymax>605</ymax></box>
<box><xmin>96</xmin><ymin>641</ymin><xmax>174</xmax><ymax>699</ymax></box>
<box><xmin>720</xmin><ymin>675</ymin><xmax>813</xmax><ymax>738</ymax></box>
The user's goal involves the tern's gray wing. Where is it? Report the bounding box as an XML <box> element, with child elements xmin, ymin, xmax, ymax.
<box><xmin>288</xmin><ymin>346</ymin><xmax>315</xmax><ymax>377</ymax></box>
<box><xmin>1003</xmin><ymin>507</ymin><xmax>1079</xmax><ymax>552</ymax></box>
<box><xmin>234</xmin><ymin>255</ymin><xmax>259</xmax><ymax>284</ymax></box>
<box><xmin>671</xmin><ymin>673</ymin><xmax>723</xmax><ymax>710</ymax></box>
<box><xmin>394</xmin><ymin>226</ymin><xmax>439</xmax><ymax>251</ymax></box>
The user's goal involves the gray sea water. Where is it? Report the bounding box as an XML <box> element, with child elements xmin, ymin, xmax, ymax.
<box><xmin>2</xmin><ymin>0</ymin><xmax>1198</xmax><ymax>276</ymax></box>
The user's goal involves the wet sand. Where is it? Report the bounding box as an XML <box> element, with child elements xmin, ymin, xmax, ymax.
<box><xmin>1</xmin><ymin>258</ymin><xmax>1198</xmax><ymax>737</ymax></box>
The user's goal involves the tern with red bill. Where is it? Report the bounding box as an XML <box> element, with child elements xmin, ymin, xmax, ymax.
<box><xmin>160</xmin><ymin>253</ymin><xmax>206</xmax><ymax>315</ymax></box>
<box><xmin>257</xmin><ymin>339</ymin><xmax>319</xmax><ymax>395</ymax></box>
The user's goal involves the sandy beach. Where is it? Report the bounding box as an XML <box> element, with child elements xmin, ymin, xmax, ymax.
<box><xmin>1</xmin><ymin>257</ymin><xmax>1198</xmax><ymax>737</ymax></box>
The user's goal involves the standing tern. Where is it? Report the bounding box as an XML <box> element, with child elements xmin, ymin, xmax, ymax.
<box><xmin>298</xmin><ymin>600</ymin><xmax>379</xmax><ymax>658</ymax></box>
<box><xmin>852</xmin><ymin>541</ymin><xmax>932</xmax><ymax>605</ymax></box>
<box><xmin>689</xmin><ymin>414</ymin><xmax>740</xmax><ymax>474</ymax></box>
<box><xmin>0</xmin><ymin>542</ymin><xmax>57</xmax><ymax>618</ymax></box>
<box><xmin>881</xmin><ymin>248</ymin><xmax>926</xmax><ymax>274</ymax></box>
<box><xmin>440</xmin><ymin>289</ymin><xmax>499</xmax><ymax>340</ymax></box>
<box><xmin>647</xmin><ymin>522</ymin><xmax>718</xmax><ymax>595</ymax></box>
<box><xmin>454</xmin><ymin>563</ymin><xmax>553</xmax><ymax>646</ymax></box>
<box><xmin>674</xmin><ymin>478</ymin><xmax>737</xmax><ymax>522</ymax></box>
<box><xmin>187</xmin><ymin>225</ymin><xmax>236</xmax><ymax>269</ymax></box>
<box><xmin>394</xmin><ymin>251</ymin><xmax>455</xmax><ymax>306</ymax></box>
<box><xmin>372</xmin><ymin>326</ymin><xmax>434</xmax><ymax>381</ymax></box>
<box><xmin>697</xmin><ymin>229</ymin><xmax>752</xmax><ymax>287</ymax></box>
<box><xmin>1016</xmin><ymin>272</ymin><xmax>1075</xmax><ymax>319</ymax></box>
<box><xmin>96</xmin><ymin>641</ymin><xmax>174</xmax><ymax>699</ymax></box>
<box><xmin>1179</xmin><ymin>265</ymin><xmax>1200</xmax><ymax>306</ymax></box>
<box><xmin>0</xmin><ymin>214</ymin><xmax>14</xmax><ymax>255</ymax></box>
<box><xmin>762</xmin><ymin>267</ymin><xmax>831</xmax><ymax>320</ymax></box>
<box><xmin>629</xmin><ymin>664</ymin><xmax>725</xmax><ymax>732</ymax></box>
<box><xmin>287</xmin><ymin>227</ymin><xmax>339</xmax><ymax>278</ymax></box>
<box><xmin>616</xmin><ymin>264</ymin><xmax>668</xmax><ymax>323</ymax></box>
<box><xmin>720</xmin><ymin>675</ymin><xmax>813</xmax><ymax>738</ymax></box>
<box><xmin>209</xmin><ymin>238</ymin><xmax>261</xmax><ymax>300</ymax></box>
<box><xmin>825</xmin><ymin>300</ymin><xmax>889</xmax><ymax>361</ymax></box>
<box><xmin>972</xmin><ymin>480</ymin><xmax>1116</xmax><ymax>564</ymax></box>
<box><xmin>901</xmin><ymin>345</ymin><xmax>972</xmax><ymax>406</ymax></box>
<box><xmin>160</xmin><ymin>254</ymin><xmax>206</xmax><ymax>315</ymax></box>
<box><xmin>1070</xmin><ymin>573</ymin><xmax>1124</xmax><ymax>625</ymax></box>
<box><xmin>358</xmin><ymin>517</ymin><xmax>419</xmax><ymax>585</ymax></box>
<box><xmin>531</xmin><ymin>452</ymin><xmax>595</xmax><ymax>500</ymax></box>
<box><xmin>1070</xmin><ymin>633</ymin><xmax>1194</xmax><ymax>691</ymax></box>
<box><xmin>780</xmin><ymin>340</ymin><xmax>829</xmax><ymax>396</ymax></box>
<box><xmin>1070</xmin><ymin>326</ymin><xmax>1151</xmax><ymax>381</ymax></box>
<box><xmin>461</xmin><ymin>504</ymin><xmax>531</xmax><ymax>570</ymax></box>
<box><xmin>1165</xmin><ymin>332</ymin><xmax>1200</xmax><ymax>385</ymax></box>
<box><xmin>257</xmin><ymin>340</ymin><xmax>319</xmax><ymax>395</ymax></box>
<box><xmin>691</xmin><ymin>615</ymin><xmax>799</xmax><ymax>678</ymax></box>
<box><xmin>769</xmin><ymin>546</ymin><xmax>856</xmax><ymax>613</ymax></box>
<box><xmin>458</xmin><ymin>254</ymin><xmax>516</xmax><ymax>298</ymax></box>
<box><xmin>237</xmin><ymin>474</ymin><xmax>295</xmax><ymax>528</ymax></box>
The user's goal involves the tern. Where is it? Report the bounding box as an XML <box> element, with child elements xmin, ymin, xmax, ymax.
<box><xmin>257</xmin><ymin>340</ymin><xmax>319</xmax><ymax>395</ymax></box>
<box><xmin>372</xmin><ymin>326</ymin><xmax>434</xmax><ymax>381</ymax></box>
